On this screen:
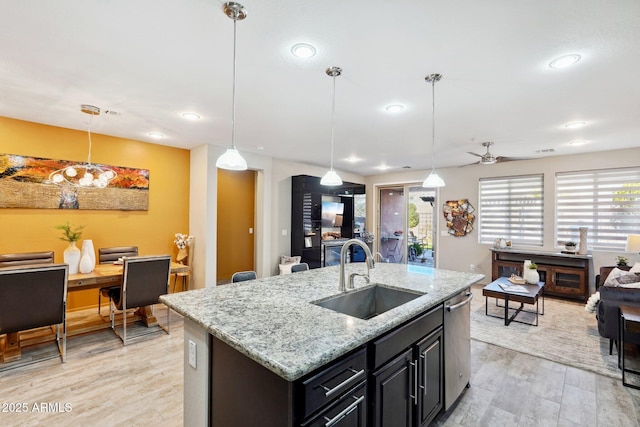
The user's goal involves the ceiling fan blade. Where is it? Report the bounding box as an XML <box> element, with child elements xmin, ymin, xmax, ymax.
<box><xmin>467</xmin><ymin>151</ymin><xmax>483</xmax><ymax>158</ymax></box>
<box><xmin>496</xmin><ymin>156</ymin><xmax>531</xmax><ymax>163</ymax></box>
<box><xmin>459</xmin><ymin>161</ymin><xmax>481</xmax><ymax>167</ymax></box>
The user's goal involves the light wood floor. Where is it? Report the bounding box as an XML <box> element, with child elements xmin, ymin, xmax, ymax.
<box><xmin>1</xmin><ymin>306</ymin><xmax>640</xmax><ymax>426</ymax></box>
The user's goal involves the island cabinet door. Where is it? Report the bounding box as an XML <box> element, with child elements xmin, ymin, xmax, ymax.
<box><xmin>416</xmin><ymin>329</ymin><xmax>443</xmax><ymax>427</ymax></box>
<box><xmin>371</xmin><ymin>348</ymin><xmax>413</xmax><ymax>427</ymax></box>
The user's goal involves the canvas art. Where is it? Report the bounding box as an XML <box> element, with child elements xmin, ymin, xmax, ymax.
<box><xmin>0</xmin><ymin>153</ymin><xmax>149</xmax><ymax>210</ymax></box>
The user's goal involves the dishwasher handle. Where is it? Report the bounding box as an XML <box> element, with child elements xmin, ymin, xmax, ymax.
<box><xmin>446</xmin><ymin>292</ymin><xmax>473</xmax><ymax>312</ymax></box>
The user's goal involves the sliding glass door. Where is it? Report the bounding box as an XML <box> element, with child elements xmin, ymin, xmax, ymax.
<box><xmin>377</xmin><ymin>184</ymin><xmax>436</xmax><ymax>267</ymax></box>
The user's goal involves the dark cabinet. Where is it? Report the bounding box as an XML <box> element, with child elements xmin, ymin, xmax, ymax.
<box><xmin>291</xmin><ymin>175</ymin><xmax>365</xmax><ymax>268</ymax></box>
<box><xmin>301</xmin><ymin>382</ymin><xmax>367</xmax><ymax>427</ymax></box>
<box><xmin>370</xmin><ymin>306</ymin><xmax>444</xmax><ymax>427</ymax></box>
<box><xmin>372</xmin><ymin>349</ymin><xmax>413</xmax><ymax>427</ymax></box>
<box><xmin>491</xmin><ymin>249</ymin><xmax>592</xmax><ymax>301</ymax></box>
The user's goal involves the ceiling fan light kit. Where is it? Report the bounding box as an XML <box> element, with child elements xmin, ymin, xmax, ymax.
<box><xmin>216</xmin><ymin>2</ymin><xmax>249</xmax><ymax>171</ymax></box>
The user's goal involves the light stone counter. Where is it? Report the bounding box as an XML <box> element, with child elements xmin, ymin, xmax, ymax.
<box><xmin>161</xmin><ymin>263</ymin><xmax>484</xmax><ymax>381</ymax></box>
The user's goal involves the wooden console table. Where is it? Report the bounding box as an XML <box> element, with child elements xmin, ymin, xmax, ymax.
<box><xmin>491</xmin><ymin>248</ymin><xmax>592</xmax><ymax>301</ymax></box>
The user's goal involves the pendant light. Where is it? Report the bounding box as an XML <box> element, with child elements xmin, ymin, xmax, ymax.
<box><xmin>422</xmin><ymin>73</ymin><xmax>445</xmax><ymax>188</ymax></box>
<box><xmin>216</xmin><ymin>2</ymin><xmax>248</xmax><ymax>171</ymax></box>
<box><xmin>48</xmin><ymin>104</ymin><xmax>117</xmax><ymax>188</ymax></box>
<box><xmin>320</xmin><ymin>66</ymin><xmax>343</xmax><ymax>186</ymax></box>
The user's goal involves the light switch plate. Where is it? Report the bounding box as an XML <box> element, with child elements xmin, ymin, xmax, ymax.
<box><xmin>188</xmin><ymin>340</ymin><xmax>197</xmax><ymax>369</ymax></box>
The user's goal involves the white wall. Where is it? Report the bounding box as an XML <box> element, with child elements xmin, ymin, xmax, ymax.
<box><xmin>192</xmin><ymin>145</ymin><xmax>640</xmax><ymax>287</ymax></box>
<box><xmin>365</xmin><ymin>147</ymin><xmax>640</xmax><ymax>286</ymax></box>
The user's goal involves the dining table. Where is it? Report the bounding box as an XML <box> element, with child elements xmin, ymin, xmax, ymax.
<box><xmin>1</xmin><ymin>261</ymin><xmax>189</xmax><ymax>364</ymax></box>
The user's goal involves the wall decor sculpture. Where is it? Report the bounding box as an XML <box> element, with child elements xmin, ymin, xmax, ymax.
<box><xmin>0</xmin><ymin>153</ymin><xmax>149</xmax><ymax>210</ymax></box>
<box><xmin>443</xmin><ymin>199</ymin><xmax>475</xmax><ymax>236</ymax></box>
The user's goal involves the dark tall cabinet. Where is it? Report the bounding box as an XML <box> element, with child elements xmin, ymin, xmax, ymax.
<box><xmin>291</xmin><ymin>175</ymin><xmax>365</xmax><ymax>268</ymax></box>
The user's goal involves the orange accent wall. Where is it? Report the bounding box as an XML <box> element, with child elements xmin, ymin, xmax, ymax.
<box><xmin>0</xmin><ymin>116</ymin><xmax>190</xmax><ymax>309</ymax></box>
<box><xmin>216</xmin><ymin>169</ymin><xmax>255</xmax><ymax>282</ymax></box>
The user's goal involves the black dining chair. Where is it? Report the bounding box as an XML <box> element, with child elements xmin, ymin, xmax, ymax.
<box><xmin>0</xmin><ymin>263</ymin><xmax>69</xmax><ymax>364</ymax></box>
<box><xmin>106</xmin><ymin>255</ymin><xmax>171</xmax><ymax>346</ymax></box>
<box><xmin>231</xmin><ymin>271</ymin><xmax>257</xmax><ymax>283</ymax></box>
<box><xmin>291</xmin><ymin>263</ymin><xmax>309</xmax><ymax>273</ymax></box>
<box><xmin>97</xmin><ymin>246</ymin><xmax>139</xmax><ymax>317</ymax></box>
<box><xmin>0</xmin><ymin>251</ymin><xmax>55</xmax><ymax>268</ymax></box>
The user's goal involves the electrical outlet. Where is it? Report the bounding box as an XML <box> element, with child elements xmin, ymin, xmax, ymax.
<box><xmin>188</xmin><ymin>340</ymin><xmax>197</xmax><ymax>369</ymax></box>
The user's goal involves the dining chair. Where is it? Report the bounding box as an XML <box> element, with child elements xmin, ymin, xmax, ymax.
<box><xmin>231</xmin><ymin>270</ymin><xmax>257</xmax><ymax>283</ymax></box>
<box><xmin>291</xmin><ymin>263</ymin><xmax>309</xmax><ymax>273</ymax></box>
<box><xmin>172</xmin><ymin>238</ymin><xmax>194</xmax><ymax>293</ymax></box>
<box><xmin>97</xmin><ymin>246</ymin><xmax>139</xmax><ymax>317</ymax></box>
<box><xmin>0</xmin><ymin>263</ymin><xmax>68</xmax><ymax>364</ymax></box>
<box><xmin>0</xmin><ymin>251</ymin><xmax>55</xmax><ymax>268</ymax></box>
<box><xmin>106</xmin><ymin>255</ymin><xmax>171</xmax><ymax>346</ymax></box>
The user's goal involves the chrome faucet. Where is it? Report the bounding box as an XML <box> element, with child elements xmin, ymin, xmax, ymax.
<box><xmin>339</xmin><ymin>239</ymin><xmax>375</xmax><ymax>292</ymax></box>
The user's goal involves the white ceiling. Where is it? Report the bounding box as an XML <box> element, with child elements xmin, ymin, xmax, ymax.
<box><xmin>1</xmin><ymin>1</ymin><xmax>639</xmax><ymax>175</ymax></box>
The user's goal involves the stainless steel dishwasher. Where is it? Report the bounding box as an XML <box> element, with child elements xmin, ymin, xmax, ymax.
<box><xmin>444</xmin><ymin>288</ymin><xmax>473</xmax><ymax>411</ymax></box>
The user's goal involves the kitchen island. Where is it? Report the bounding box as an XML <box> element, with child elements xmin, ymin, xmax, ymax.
<box><xmin>161</xmin><ymin>263</ymin><xmax>483</xmax><ymax>427</ymax></box>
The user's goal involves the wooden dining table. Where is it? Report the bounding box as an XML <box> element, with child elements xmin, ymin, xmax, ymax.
<box><xmin>1</xmin><ymin>261</ymin><xmax>189</xmax><ymax>364</ymax></box>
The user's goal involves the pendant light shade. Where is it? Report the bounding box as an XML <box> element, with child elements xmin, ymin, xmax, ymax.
<box><xmin>216</xmin><ymin>2</ymin><xmax>248</xmax><ymax>171</ymax></box>
<box><xmin>321</xmin><ymin>66</ymin><xmax>343</xmax><ymax>186</ymax></box>
<box><xmin>423</xmin><ymin>73</ymin><xmax>445</xmax><ymax>188</ymax></box>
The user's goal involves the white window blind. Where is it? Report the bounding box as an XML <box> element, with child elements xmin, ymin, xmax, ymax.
<box><xmin>556</xmin><ymin>167</ymin><xmax>640</xmax><ymax>250</ymax></box>
<box><xmin>479</xmin><ymin>175</ymin><xmax>544</xmax><ymax>245</ymax></box>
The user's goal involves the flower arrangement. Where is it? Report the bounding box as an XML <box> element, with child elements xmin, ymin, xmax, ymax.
<box><xmin>54</xmin><ymin>221</ymin><xmax>84</xmax><ymax>242</ymax></box>
<box><xmin>174</xmin><ymin>233</ymin><xmax>194</xmax><ymax>250</ymax></box>
<box><xmin>616</xmin><ymin>256</ymin><xmax>629</xmax><ymax>267</ymax></box>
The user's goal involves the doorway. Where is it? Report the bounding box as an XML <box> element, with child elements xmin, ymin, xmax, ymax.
<box><xmin>377</xmin><ymin>184</ymin><xmax>436</xmax><ymax>267</ymax></box>
<box><xmin>217</xmin><ymin>169</ymin><xmax>256</xmax><ymax>283</ymax></box>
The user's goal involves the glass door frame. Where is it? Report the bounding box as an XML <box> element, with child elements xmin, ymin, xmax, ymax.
<box><xmin>374</xmin><ymin>182</ymin><xmax>439</xmax><ymax>267</ymax></box>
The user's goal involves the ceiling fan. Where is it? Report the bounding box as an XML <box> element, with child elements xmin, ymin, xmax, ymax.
<box><xmin>464</xmin><ymin>141</ymin><xmax>530</xmax><ymax>166</ymax></box>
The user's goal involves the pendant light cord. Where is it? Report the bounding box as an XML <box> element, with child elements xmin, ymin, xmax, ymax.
<box><xmin>431</xmin><ymin>78</ymin><xmax>436</xmax><ymax>172</ymax></box>
<box><xmin>330</xmin><ymin>74</ymin><xmax>336</xmax><ymax>170</ymax></box>
<box><xmin>87</xmin><ymin>113</ymin><xmax>94</xmax><ymax>166</ymax></box>
<box><xmin>231</xmin><ymin>15</ymin><xmax>238</xmax><ymax>150</ymax></box>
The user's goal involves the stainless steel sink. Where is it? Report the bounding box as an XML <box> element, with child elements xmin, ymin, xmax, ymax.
<box><xmin>313</xmin><ymin>285</ymin><xmax>424</xmax><ymax>320</ymax></box>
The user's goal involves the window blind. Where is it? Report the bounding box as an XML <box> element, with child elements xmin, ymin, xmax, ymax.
<box><xmin>556</xmin><ymin>167</ymin><xmax>640</xmax><ymax>250</ymax></box>
<box><xmin>479</xmin><ymin>174</ymin><xmax>544</xmax><ymax>245</ymax></box>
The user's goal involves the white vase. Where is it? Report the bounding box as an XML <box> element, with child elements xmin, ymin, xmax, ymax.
<box><xmin>526</xmin><ymin>268</ymin><xmax>540</xmax><ymax>284</ymax></box>
<box><xmin>64</xmin><ymin>241</ymin><xmax>81</xmax><ymax>274</ymax></box>
<box><xmin>523</xmin><ymin>260</ymin><xmax>531</xmax><ymax>276</ymax></box>
<box><xmin>79</xmin><ymin>239</ymin><xmax>96</xmax><ymax>273</ymax></box>
<box><xmin>578</xmin><ymin>227</ymin><xmax>588</xmax><ymax>255</ymax></box>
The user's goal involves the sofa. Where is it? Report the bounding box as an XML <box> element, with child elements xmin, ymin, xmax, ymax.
<box><xmin>595</xmin><ymin>265</ymin><xmax>640</xmax><ymax>354</ymax></box>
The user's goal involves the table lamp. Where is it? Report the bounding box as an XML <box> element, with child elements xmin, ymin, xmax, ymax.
<box><xmin>626</xmin><ymin>234</ymin><xmax>640</xmax><ymax>254</ymax></box>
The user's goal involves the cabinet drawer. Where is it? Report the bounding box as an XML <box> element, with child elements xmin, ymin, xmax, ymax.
<box><xmin>372</xmin><ymin>304</ymin><xmax>443</xmax><ymax>369</ymax></box>
<box><xmin>300</xmin><ymin>381</ymin><xmax>367</xmax><ymax>427</ymax></box>
<box><xmin>300</xmin><ymin>347</ymin><xmax>367</xmax><ymax>419</ymax></box>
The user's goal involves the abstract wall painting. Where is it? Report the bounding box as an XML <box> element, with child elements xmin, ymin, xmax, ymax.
<box><xmin>0</xmin><ymin>153</ymin><xmax>149</xmax><ymax>210</ymax></box>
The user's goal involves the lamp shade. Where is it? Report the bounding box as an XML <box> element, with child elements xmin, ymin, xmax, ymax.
<box><xmin>320</xmin><ymin>168</ymin><xmax>342</xmax><ymax>186</ymax></box>
<box><xmin>422</xmin><ymin>171</ymin><xmax>445</xmax><ymax>188</ymax></box>
<box><xmin>626</xmin><ymin>234</ymin><xmax>640</xmax><ymax>253</ymax></box>
<box><xmin>216</xmin><ymin>147</ymin><xmax>248</xmax><ymax>170</ymax></box>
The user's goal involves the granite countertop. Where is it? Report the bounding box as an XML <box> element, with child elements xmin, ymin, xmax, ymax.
<box><xmin>160</xmin><ymin>263</ymin><xmax>484</xmax><ymax>381</ymax></box>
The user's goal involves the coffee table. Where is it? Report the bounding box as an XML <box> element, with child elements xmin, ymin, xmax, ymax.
<box><xmin>482</xmin><ymin>277</ymin><xmax>545</xmax><ymax>326</ymax></box>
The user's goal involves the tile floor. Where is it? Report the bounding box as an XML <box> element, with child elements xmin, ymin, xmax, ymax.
<box><xmin>435</xmin><ymin>340</ymin><xmax>640</xmax><ymax>426</ymax></box>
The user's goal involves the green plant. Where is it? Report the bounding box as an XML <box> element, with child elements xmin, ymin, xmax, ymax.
<box><xmin>410</xmin><ymin>242</ymin><xmax>424</xmax><ymax>256</ymax></box>
<box><xmin>565</xmin><ymin>241</ymin><xmax>577</xmax><ymax>247</ymax></box>
<box><xmin>616</xmin><ymin>256</ymin><xmax>629</xmax><ymax>266</ymax></box>
<box><xmin>54</xmin><ymin>221</ymin><xmax>84</xmax><ymax>242</ymax></box>
<box><xmin>408</xmin><ymin>203</ymin><xmax>419</xmax><ymax>229</ymax></box>
<box><xmin>528</xmin><ymin>262</ymin><xmax>538</xmax><ymax>269</ymax></box>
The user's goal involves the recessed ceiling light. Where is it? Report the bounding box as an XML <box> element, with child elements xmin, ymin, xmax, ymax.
<box><xmin>549</xmin><ymin>54</ymin><xmax>581</xmax><ymax>69</ymax></box>
<box><xmin>385</xmin><ymin>104</ymin><xmax>405</xmax><ymax>113</ymax></box>
<box><xmin>257</xmin><ymin>145</ymin><xmax>264</xmax><ymax>150</ymax></box>
<box><xmin>376</xmin><ymin>165</ymin><xmax>391</xmax><ymax>171</ymax></box>
<box><xmin>181</xmin><ymin>112</ymin><xmax>200</xmax><ymax>120</ymax></box>
<box><xmin>345</xmin><ymin>156</ymin><xmax>361</xmax><ymax>163</ymax></box>
<box><xmin>291</xmin><ymin>43</ymin><xmax>316</xmax><ymax>58</ymax></box>
<box><xmin>147</xmin><ymin>132</ymin><xmax>165</xmax><ymax>139</ymax></box>
<box><xmin>569</xmin><ymin>140</ymin><xmax>589</xmax><ymax>146</ymax></box>
<box><xmin>564</xmin><ymin>121</ymin><xmax>586</xmax><ymax>129</ymax></box>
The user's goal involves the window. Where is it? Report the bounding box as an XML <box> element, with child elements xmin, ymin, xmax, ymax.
<box><xmin>556</xmin><ymin>167</ymin><xmax>640</xmax><ymax>250</ymax></box>
<box><xmin>479</xmin><ymin>175</ymin><xmax>544</xmax><ymax>245</ymax></box>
